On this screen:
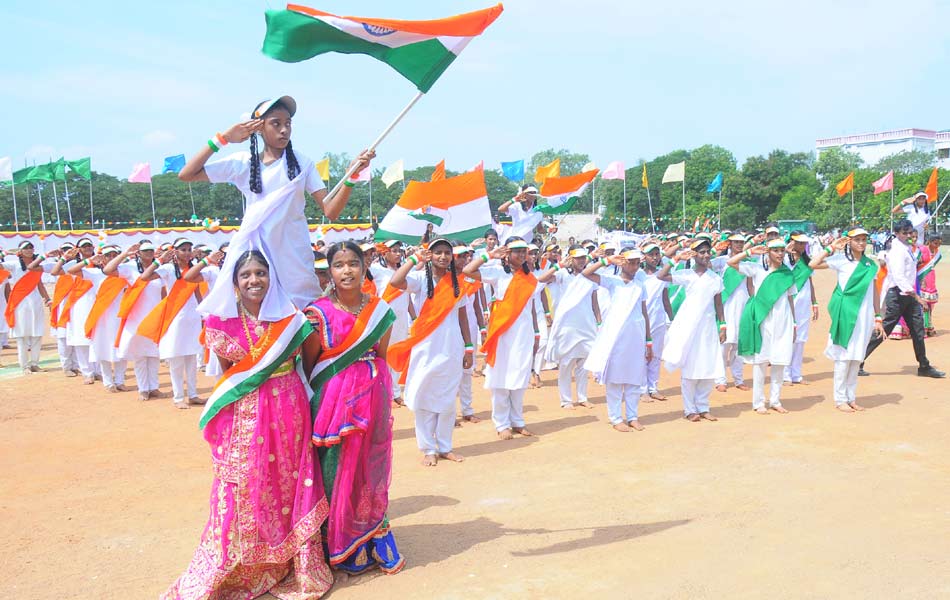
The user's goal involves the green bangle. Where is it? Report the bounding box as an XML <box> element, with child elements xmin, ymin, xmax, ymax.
<box><xmin>200</xmin><ymin>258</ymin><xmax>209</xmax><ymax>267</ymax></box>
<box><xmin>408</xmin><ymin>254</ymin><xmax>419</xmax><ymax>265</ymax></box>
<box><xmin>716</xmin><ymin>319</ymin><xmax>726</xmax><ymax>328</ymax></box>
<box><xmin>343</xmin><ymin>179</ymin><xmax>355</xmax><ymax>188</ymax></box>
<box><xmin>599</xmin><ymin>257</ymin><xmax>608</xmax><ymax>267</ymax></box>
<box><xmin>744</xmin><ymin>249</ymin><xmax>752</xmax><ymax>258</ymax></box>
<box><xmin>207</xmin><ymin>139</ymin><xmax>220</xmax><ymax>153</ymax></box>
<box><xmin>152</xmin><ymin>259</ymin><xmax>160</xmax><ymax>267</ymax></box>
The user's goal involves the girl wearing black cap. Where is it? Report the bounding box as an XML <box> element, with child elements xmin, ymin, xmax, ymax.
<box><xmin>178</xmin><ymin>96</ymin><xmax>375</xmax><ymax>312</ymax></box>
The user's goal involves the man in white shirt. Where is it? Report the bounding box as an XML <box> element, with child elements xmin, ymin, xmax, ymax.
<box><xmin>498</xmin><ymin>185</ymin><xmax>545</xmax><ymax>243</ymax></box>
<box><xmin>862</xmin><ymin>219</ymin><xmax>945</xmax><ymax>378</ymax></box>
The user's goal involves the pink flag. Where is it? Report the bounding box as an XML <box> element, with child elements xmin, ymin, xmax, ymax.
<box><xmin>601</xmin><ymin>161</ymin><xmax>626</xmax><ymax>181</ymax></box>
<box><xmin>872</xmin><ymin>170</ymin><xmax>894</xmax><ymax>195</ymax></box>
<box><xmin>471</xmin><ymin>160</ymin><xmax>484</xmax><ymax>172</ymax></box>
<box><xmin>128</xmin><ymin>163</ymin><xmax>152</xmax><ymax>183</ymax></box>
<box><xmin>350</xmin><ymin>163</ymin><xmax>371</xmax><ymax>183</ymax></box>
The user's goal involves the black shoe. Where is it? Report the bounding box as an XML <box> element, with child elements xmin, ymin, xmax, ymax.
<box><xmin>917</xmin><ymin>366</ymin><xmax>946</xmax><ymax>378</ymax></box>
<box><xmin>857</xmin><ymin>368</ymin><xmax>870</xmax><ymax>376</ymax></box>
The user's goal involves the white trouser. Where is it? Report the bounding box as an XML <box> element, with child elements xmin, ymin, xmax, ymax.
<box><xmin>57</xmin><ymin>337</ymin><xmax>78</xmax><ymax>372</ymax></box>
<box><xmin>100</xmin><ymin>360</ymin><xmax>128</xmax><ymax>387</ymax></box>
<box><xmin>458</xmin><ymin>368</ymin><xmax>474</xmax><ymax>416</ymax></box>
<box><xmin>715</xmin><ymin>342</ymin><xmax>745</xmax><ymax>386</ymax></box>
<box><xmin>0</xmin><ymin>330</ymin><xmax>8</xmax><ymax>347</ymax></box>
<box><xmin>533</xmin><ymin>332</ymin><xmax>548</xmax><ymax>375</ymax></box>
<box><xmin>491</xmin><ymin>388</ymin><xmax>526</xmax><ymax>432</ymax></box>
<box><xmin>16</xmin><ymin>336</ymin><xmax>42</xmax><ymax>369</ymax></box>
<box><xmin>74</xmin><ymin>345</ymin><xmax>93</xmax><ymax>378</ymax></box>
<box><xmin>390</xmin><ymin>367</ymin><xmax>403</xmax><ymax>401</ymax></box>
<box><xmin>168</xmin><ymin>354</ymin><xmax>198</xmax><ymax>401</ymax></box>
<box><xmin>133</xmin><ymin>357</ymin><xmax>161</xmax><ymax>393</ymax></box>
<box><xmin>752</xmin><ymin>363</ymin><xmax>784</xmax><ymax>410</ymax></box>
<box><xmin>833</xmin><ymin>360</ymin><xmax>861</xmax><ymax>406</ymax></box>
<box><xmin>784</xmin><ymin>342</ymin><xmax>805</xmax><ymax>382</ymax></box>
<box><xmin>644</xmin><ymin>326</ymin><xmax>666</xmax><ymax>394</ymax></box>
<box><xmin>606</xmin><ymin>383</ymin><xmax>640</xmax><ymax>424</ymax></box>
<box><xmin>196</xmin><ymin>352</ymin><xmax>205</xmax><ymax>369</ymax></box>
<box><xmin>557</xmin><ymin>357</ymin><xmax>589</xmax><ymax>407</ymax></box>
<box><xmin>681</xmin><ymin>377</ymin><xmax>714</xmax><ymax>415</ymax></box>
<box><xmin>414</xmin><ymin>408</ymin><xmax>456</xmax><ymax>454</ymax></box>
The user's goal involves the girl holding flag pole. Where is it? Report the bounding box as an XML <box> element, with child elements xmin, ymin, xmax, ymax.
<box><xmin>808</xmin><ymin>230</ymin><xmax>885</xmax><ymax>412</ymax></box>
<box><xmin>463</xmin><ymin>237</ymin><xmax>541</xmax><ymax>440</ymax></box>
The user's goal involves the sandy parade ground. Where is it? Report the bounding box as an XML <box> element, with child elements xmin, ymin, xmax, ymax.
<box><xmin>2</xmin><ymin>265</ymin><xmax>950</xmax><ymax>599</ymax></box>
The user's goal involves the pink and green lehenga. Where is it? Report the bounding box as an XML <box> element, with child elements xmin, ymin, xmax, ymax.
<box><xmin>163</xmin><ymin>312</ymin><xmax>333</xmax><ymax>600</ymax></box>
<box><xmin>304</xmin><ymin>295</ymin><xmax>404</xmax><ymax>575</ymax></box>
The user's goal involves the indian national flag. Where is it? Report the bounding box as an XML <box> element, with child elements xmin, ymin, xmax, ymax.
<box><xmin>375</xmin><ymin>169</ymin><xmax>492</xmax><ymax>244</ymax></box>
<box><xmin>536</xmin><ymin>169</ymin><xmax>599</xmax><ymax>215</ymax></box>
<box><xmin>263</xmin><ymin>4</ymin><xmax>504</xmax><ymax>93</ymax></box>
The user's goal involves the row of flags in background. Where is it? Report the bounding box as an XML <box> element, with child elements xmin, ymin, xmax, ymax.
<box><xmin>836</xmin><ymin>167</ymin><xmax>940</xmax><ymax>202</ymax></box>
<box><xmin>0</xmin><ymin>157</ymin><xmax>92</xmax><ymax>184</ymax></box>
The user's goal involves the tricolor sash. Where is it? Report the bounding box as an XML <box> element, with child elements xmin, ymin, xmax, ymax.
<box><xmin>387</xmin><ymin>275</ymin><xmax>461</xmax><ymax>376</ymax></box>
<box><xmin>362</xmin><ymin>277</ymin><xmax>378</xmax><ymax>296</ymax></box>
<box><xmin>917</xmin><ymin>250</ymin><xmax>942</xmax><ymax>281</ymax></box>
<box><xmin>49</xmin><ymin>274</ymin><xmax>77</xmax><ymax>327</ymax></box>
<box><xmin>113</xmin><ymin>278</ymin><xmax>150</xmax><ymax>347</ymax></box>
<box><xmin>55</xmin><ymin>277</ymin><xmax>94</xmax><ymax>328</ymax></box>
<box><xmin>84</xmin><ymin>276</ymin><xmax>128</xmax><ymax>338</ymax></box>
<box><xmin>198</xmin><ymin>311</ymin><xmax>312</xmax><ymax>429</ymax></box>
<box><xmin>738</xmin><ymin>265</ymin><xmax>795</xmax><ymax>356</ymax></box>
<box><xmin>308</xmin><ymin>297</ymin><xmax>395</xmax><ymax>414</ymax></box>
<box><xmin>136</xmin><ymin>279</ymin><xmax>198</xmax><ymax>344</ymax></box>
<box><xmin>481</xmin><ymin>270</ymin><xmax>538</xmax><ymax>367</ymax></box>
<box><xmin>827</xmin><ymin>255</ymin><xmax>877</xmax><ymax>347</ymax></box>
<box><xmin>4</xmin><ymin>270</ymin><xmax>43</xmax><ymax>328</ymax></box>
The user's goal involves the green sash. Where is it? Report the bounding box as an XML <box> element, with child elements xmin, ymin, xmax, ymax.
<box><xmin>791</xmin><ymin>259</ymin><xmax>813</xmax><ymax>292</ymax></box>
<box><xmin>668</xmin><ymin>262</ymin><xmax>688</xmax><ymax>317</ymax></box>
<box><xmin>827</xmin><ymin>255</ymin><xmax>877</xmax><ymax>347</ymax></box>
<box><xmin>721</xmin><ymin>266</ymin><xmax>746</xmax><ymax>304</ymax></box>
<box><xmin>738</xmin><ymin>265</ymin><xmax>795</xmax><ymax>356</ymax></box>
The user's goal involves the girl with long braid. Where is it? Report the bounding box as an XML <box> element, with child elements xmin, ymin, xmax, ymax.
<box><xmin>179</xmin><ymin>95</ymin><xmax>374</xmax><ymax>312</ymax></box>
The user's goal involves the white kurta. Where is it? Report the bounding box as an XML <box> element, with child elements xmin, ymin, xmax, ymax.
<box><xmin>824</xmin><ymin>253</ymin><xmax>877</xmax><ymax>362</ymax></box>
<box><xmin>87</xmin><ymin>270</ymin><xmax>134</xmax><ymax>363</ymax></box>
<box><xmin>662</xmin><ymin>269</ymin><xmax>725</xmax><ymax>380</ymax></box>
<box><xmin>154</xmin><ymin>264</ymin><xmax>203</xmax><ymax>359</ymax></box>
<box><xmin>0</xmin><ymin>267</ymin><xmax>8</xmax><ymax>337</ymax></box>
<box><xmin>402</xmin><ymin>270</ymin><xmax>465</xmax><ymax>413</ymax></box>
<box><xmin>502</xmin><ymin>202</ymin><xmax>544</xmax><ymax>243</ymax></box>
<box><xmin>902</xmin><ymin>204</ymin><xmax>931</xmax><ymax>242</ymax></box>
<box><xmin>481</xmin><ymin>266</ymin><xmax>540</xmax><ymax>390</ymax></box>
<box><xmin>116</xmin><ymin>264</ymin><xmax>162</xmax><ymax>360</ymax></box>
<box><xmin>544</xmin><ymin>270</ymin><xmax>597</xmax><ymax>363</ymax></box>
<box><xmin>3</xmin><ymin>259</ymin><xmax>46</xmax><ymax>338</ymax></box>
<box><xmin>204</xmin><ymin>149</ymin><xmax>325</xmax><ymax>311</ymax></box>
<box><xmin>65</xmin><ymin>269</ymin><xmax>104</xmax><ymax>348</ymax></box>
<box><xmin>790</xmin><ymin>270</ymin><xmax>812</xmax><ymax>343</ymax></box>
<box><xmin>720</xmin><ymin>267</ymin><xmax>750</xmax><ymax>344</ymax></box>
<box><xmin>641</xmin><ymin>270</ymin><xmax>670</xmax><ymax>335</ymax></box>
<box><xmin>586</xmin><ymin>275</ymin><xmax>647</xmax><ymax>385</ymax></box>
<box><xmin>738</xmin><ymin>261</ymin><xmax>795</xmax><ymax>366</ymax></box>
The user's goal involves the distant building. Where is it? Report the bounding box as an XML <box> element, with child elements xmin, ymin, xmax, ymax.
<box><xmin>816</xmin><ymin>128</ymin><xmax>950</xmax><ymax>169</ymax></box>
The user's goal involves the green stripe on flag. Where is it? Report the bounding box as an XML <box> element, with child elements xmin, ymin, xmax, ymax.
<box><xmin>409</xmin><ymin>212</ymin><xmax>445</xmax><ymax>226</ymax></box>
<box><xmin>374</xmin><ymin>223</ymin><xmax>492</xmax><ymax>245</ymax></box>
<box><xmin>536</xmin><ymin>195</ymin><xmax>580</xmax><ymax>215</ymax></box>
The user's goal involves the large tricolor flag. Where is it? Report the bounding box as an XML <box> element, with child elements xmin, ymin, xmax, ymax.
<box><xmin>262</xmin><ymin>4</ymin><xmax>504</xmax><ymax>93</ymax></box>
<box><xmin>536</xmin><ymin>169</ymin><xmax>599</xmax><ymax>215</ymax></box>
<box><xmin>375</xmin><ymin>169</ymin><xmax>492</xmax><ymax>243</ymax></box>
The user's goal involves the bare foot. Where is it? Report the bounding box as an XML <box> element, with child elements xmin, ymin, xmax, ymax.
<box><xmin>627</xmin><ymin>419</ymin><xmax>645</xmax><ymax>431</ymax></box>
<box><xmin>685</xmin><ymin>413</ymin><xmax>701</xmax><ymax>422</ymax></box>
<box><xmin>612</xmin><ymin>422</ymin><xmax>632</xmax><ymax>432</ymax></box>
<box><xmin>455</xmin><ymin>418</ymin><xmax>462</xmax><ymax>428</ymax></box>
<box><xmin>576</xmin><ymin>401</ymin><xmax>594</xmax><ymax>409</ymax></box>
<box><xmin>512</xmin><ymin>426</ymin><xmax>534</xmax><ymax>436</ymax></box>
<box><xmin>771</xmin><ymin>406</ymin><xmax>789</xmax><ymax>414</ymax></box>
<box><xmin>530</xmin><ymin>373</ymin><xmax>542</xmax><ymax>388</ymax></box>
<box><xmin>497</xmin><ymin>428</ymin><xmax>514</xmax><ymax>440</ymax></box>
<box><xmin>649</xmin><ymin>392</ymin><xmax>668</xmax><ymax>401</ymax></box>
<box><xmin>715</xmin><ymin>384</ymin><xmax>727</xmax><ymax>392</ymax></box>
<box><xmin>755</xmin><ymin>408</ymin><xmax>769</xmax><ymax>415</ymax></box>
<box><xmin>173</xmin><ymin>400</ymin><xmax>190</xmax><ymax>410</ymax></box>
<box><xmin>561</xmin><ymin>404</ymin><xmax>576</xmax><ymax>410</ymax></box>
<box><xmin>796</xmin><ymin>380</ymin><xmax>809</xmax><ymax>385</ymax></box>
<box><xmin>641</xmin><ymin>394</ymin><xmax>655</xmax><ymax>403</ymax></box>
<box><xmin>438</xmin><ymin>452</ymin><xmax>465</xmax><ymax>462</ymax></box>
<box><xmin>700</xmin><ymin>412</ymin><xmax>718</xmax><ymax>422</ymax></box>
<box><xmin>462</xmin><ymin>414</ymin><xmax>481</xmax><ymax>423</ymax></box>
<box><xmin>421</xmin><ymin>454</ymin><xmax>438</xmax><ymax>467</ymax></box>
<box><xmin>392</xmin><ymin>397</ymin><xmax>405</xmax><ymax>408</ymax></box>
<box><xmin>849</xmin><ymin>402</ymin><xmax>865</xmax><ymax>412</ymax></box>
<box><xmin>735</xmin><ymin>384</ymin><xmax>750</xmax><ymax>391</ymax></box>
<box><xmin>836</xmin><ymin>404</ymin><xmax>855</xmax><ymax>413</ymax></box>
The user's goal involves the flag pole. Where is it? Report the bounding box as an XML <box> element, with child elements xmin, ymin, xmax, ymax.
<box><xmin>591</xmin><ymin>177</ymin><xmax>596</xmax><ymax>218</ymax></box>
<box><xmin>51</xmin><ymin>179</ymin><xmax>62</xmax><ymax>230</ymax></box>
<box><xmin>851</xmin><ymin>188</ymin><xmax>855</xmax><ymax>224</ymax></box>
<box><xmin>89</xmin><ymin>176</ymin><xmax>94</xmax><ymax>229</ymax></box>
<box><xmin>63</xmin><ymin>176</ymin><xmax>74</xmax><ymax>230</ymax></box>
<box><xmin>325</xmin><ymin>91</ymin><xmax>425</xmax><ymax>202</ymax></box>
<box><xmin>681</xmin><ymin>180</ymin><xmax>686</xmax><ymax>231</ymax></box>
<box><xmin>11</xmin><ymin>180</ymin><xmax>19</xmax><ymax>232</ymax></box>
<box><xmin>188</xmin><ymin>181</ymin><xmax>196</xmax><ymax>217</ymax></box>
<box><xmin>36</xmin><ymin>182</ymin><xmax>47</xmax><ymax>231</ymax></box>
<box><xmin>26</xmin><ymin>184</ymin><xmax>33</xmax><ymax>229</ymax></box>
<box><xmin>369</xmin><ymin>176</ymin><xmax>374</xmax><ymax>221</ymax></box>
<box><xmin>718</xmin><ymin>187</ymin><xmax>723</xmax><ymax>230</ymax></box>
<box><xmin>889</xmin><ymin>187</ymin><xmax>894</xmax><ymax>233</ymax></box>
<box><xmin>622</xmin><ymin>176</ymin><xmax>627</xmax><ymax>232</ymax></box>
<box><xmin>148</xmin><ymin>179</ymin><xmax>157</xmax><ymax>228</ymax></box>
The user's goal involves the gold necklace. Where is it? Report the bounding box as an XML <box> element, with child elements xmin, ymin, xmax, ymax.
<box><xmin>240</xmin><ymin>304</ymin><xmax>270</xmax><ymax>360</ymax></box>
<box><xmin>332</xmin><ymin>290</ymin><xmax>367</xmax><ymax>315</ymax></box>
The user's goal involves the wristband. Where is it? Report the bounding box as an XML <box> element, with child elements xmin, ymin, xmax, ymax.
<box><xmin>716</xmin><ymin>319</ymin><xmax>726</xmax><ymax>328</ymax></box>
<box><xmin>207</xmin><ymin>139</ymin><xmax>220</xmax><ymax>153</ymax></box>
<box><xmin>745</xmin><ymin>249</ymin><xmax>752</xmax><ymax>258</ymax></box>
<box><xmin>407</xmin><ymin>254</ymin><xmax>419</xmax><ymax>265</ymax></box>
<box><xmin>598</xmin><ymin>257</ymin><xmax>608</xmax><ymax>267</ymax></box>
<box><xmin>552</xmin><ymin>264</ymin><xmax>561</xmax><ymax>272</ymax></box>
<box><xmin>152</xmin><ymin>259</ymin><xmax>160</xmax><ymax>267</ymax></box>
<box><xmin>874</xmin><ymin>313</ymin><xmax>882</xmax><ymax>319</ymax></box>
<box><xmin>811</xmin><ymin>302</ymin><xmax>818</xmax><ymax>307</ymax></box>
<box><xmin>83</xmin><ymin>258</ymin><xmax>90</xmax><ymax>267</ymax></box>
<box><xmin>58</xmin><ymin>257</ymin><xmax>66</xmax><ymax>263</ymax></box>
<box><xmin>479</xmin><ymin>326</ymin><xmax>487</xmax><ymax>334</ymax></box>
<box><xmin>544</xmin><ymin>310</ymin><xmax>551</xmax><ymax>317</ymax></box>
<box><xmin>824</xmin><ymin>246</ymin><xmax>833</xmax><ymax>254</ymax></box>
<box><xmin>200</xmin><ymin>258</ymin><xmax>209</xmax><ymax>267</ymax></box>
<box><xmin>36</xmin><ymin>255</ymin><xmax>45</xmax><ymax>262</ymax></box>
<box><xmin>596</xmin><ymin>321</ymin><xmax>602</xmax><ymax>327</ymax></box>
<box><xmin>645</xmin><ymin>341</ymin><xmax>653</xmax><ymax>347</ymax></box>
<box><xmin>343</xmin><ymin>179</ymin><xmax>355</xmax><ymax>188</ymax></box>
<box><xmin>464</xmin><ymin>344</ymin><xmax>475</xmax><ymax>354</ymax></box>
<box><xmin>214</xmin><ymin>132</ymin><xmax>228</xmax><ymax>147</ymax></box>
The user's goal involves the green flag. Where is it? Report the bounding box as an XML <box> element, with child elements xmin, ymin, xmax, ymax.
<box><xmin>13</xmin><ymin>166</ymin><xmax>33</xmax><ymax>185</ymax></box>
<box><xmin>67</xmin><ymin>157</ymin><xmax>92</xmax><ymax>180</ymax></box>
<box><xmin>26</xmin><ymin>163</ymin><xmax>53</xmax><ymax>183</ymax></box>
<box><xmin>51</xmin><ymin>158</ymin><xmax>66</xmax><ymax>181</ymax></box>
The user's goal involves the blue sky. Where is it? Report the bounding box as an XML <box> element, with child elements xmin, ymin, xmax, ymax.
<box><xmin>3</xmin><ymin>0</ymin><xmax>948</xmax><ymax>177</ymax></box>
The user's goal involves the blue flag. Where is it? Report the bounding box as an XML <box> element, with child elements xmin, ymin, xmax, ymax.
<box><xmin>706</xmin><ymin>172</ymin><xmax>723</xmax><ymax>193</ymax></box>
<box><xmin>501</xmin><ymin>159</ymin><xmax>525</xmax><ymax>182</ymax></box>
<box><xmin>163</xmin><ymin>154</ymin><xmax>186</xmax><ymax>174</ymax></box>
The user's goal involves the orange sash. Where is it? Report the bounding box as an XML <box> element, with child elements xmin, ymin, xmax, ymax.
<box><xmin>381</xmin><ymin>283</ymin><xmax>403</xmax><ymax>304</ymax></box>
<box><xmin>4</xmin><ymin>270</ymin><xmax>43</xmax><ymax>328</ymax></box>
<box><xmin>0</xmin><ymin>268</ymin><xmax>9</xmax><ymax>285</ymax></box>
<box><xmin>84</xmin><ymin>276</ymin><xmax>128</xmax><ymax>338</ymax></box>
<box><xmin>362</xmin><ymin>277</ymin><xmax>378</xmax><ymax>296</ymax></box>
<box><xmin>49</xmin><ymin>274</ymin><xmax>77</xmax><ymax>326</ymax></box>
<box><xmin>113</xmin><ymin>278</ymin><xmax>150</xmax><ymax>347</ymax></box>
<box><xmin>481</xmin><ymin>270</ymin><xmax>538</xmax><ymax>367</ymax></box>
<box><xmin>387</xmin><ymin>275</ymin><xmax>461</xmax><ymax>376</ymax></box>
<box><xmin>874</xmin><ymin>263</ymin><xmax>888</xmax><ymax>295</ymax></box>
<box><xmin>55</xmin><ymin>278</ymin><xmax>94</xmax><ymax>328</ymax></box>
<box><xmin>136</xmin><ymin>279</ymin><xmax>198</xmax><ymax>344</ymax></box>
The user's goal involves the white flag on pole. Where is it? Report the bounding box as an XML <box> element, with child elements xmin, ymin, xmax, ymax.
<box><xmin>662</xmin><ymin>161</ymin><xmax>685</xmax><ymax>183</ymax></box>
<box><xmin>0</xmin><ymin>157</ymin><xmax>12</xmax><ymax>182</ymax></box>
<box><xmin>381</xmin><ymin>159</ymin><xmax>405</xmax><ymax>188</ymax></box>
<box><xmin>581</xmin><ymin>161</ymin><xmax>597</xmax><ymax>173</ymax></box>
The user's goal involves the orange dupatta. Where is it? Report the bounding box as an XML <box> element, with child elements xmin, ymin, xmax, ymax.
<box><xmin>84</xmin><ymin>276</ymin><xmax>128</xmax><ymax>338</ymax></box>
<box><xmin>480</xmin><ymin>270</ymin><xmax>538</xmax><ymax>367</ymax></box>
<box><xmin>55</xmin><ymin>277</ymin><xmax>94</xmax><ymax>328</ymax></box>
<box><xmin>4</xmin><ymin>270</ymin><xmax>43</xmax><ymax>328</ymax></box>
<box><xmin>136</xmin><ymin>279</ymin><xmax>198</xmax><ymax>344</ymax></box>
<box><xmin>381</xmin><ymin>283</ymin><xmax>403</xmax><ymax>304</ymax></box>
<box><xmin>49</xmin><ymin>274</ymin><xmax>77</xmax><ymax>326</ymax></box>
<box><xmin>362</xmin><ymin>277</ymin><xmax>378</xmax><ymax>296</ymax></box>
<box><xmin>387</xmin><ymin>274</ymin><xmax>461</xmax><ymax>376</ymax></box>
<box><xmin>113</xmin><ymin>278</ymin><xmax>150</xmax><ymax>347</ymax></box>
<box><xmin>0</xmin><ymin>268</ymin><xmax>10</xmax><ymax>285</ymax></box>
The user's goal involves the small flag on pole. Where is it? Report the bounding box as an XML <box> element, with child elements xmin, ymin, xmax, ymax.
<box><xmin>66</xmin><ymin>158</ymin><xmax>92</xmax><ymax>180</ymax></box>
<box><xmin>315</xmin><ymin>157</ymin><xmax>331</xmax><ymax>181</ymax></box>
<box><xmin>924</xmin><ymin>167</ymin><xmax>938</xmax><ymax>203</ymax></box>
<box><xmin>431</xmin><ymin>160</ymin><xmax>446</xmax><ymax>182</ymax></box>
<box><xmin>471</xmin><ymin>160</ymin><xmax>484</xmax><ymax>172</ymax></box>
<box><xmin>835</xmin><ymin>172</ymin><xmax>854</xmax><ymax>197</ymax></box>
<box><xmin>128</xmin><ymin>163</ymin><xmax>152</xmax><ymax>183</ymax></box>
<box><xmin>707</xmin><ymin>172</ymin><xmax>723</xmax><ymax>193</ymax></box>
<box><xmin>662</xmin><ymin>161</ymin><xmax>685</xmax><ymax>183</ymax></box>
<box><xmin>641</xmin><ymin>164</ymin><xmax>649</xmax><ymax>188</ymax></box>
<box><xmin>501</xmin><ymin>160</ymin><xmax>524</xmax><ymax>182</ymax></box>
<box><xmin>162</xmin><ymin>154</ymin><xmax>186</xmax><ymax>175</ymax></box>
<box><xmin>536</xmin><ymin>169</ymin><xmax>599</xmax><ymax>215</ymax></box>
<box><xmin>534</xmin><ymin>158</ymin><xmax>560</xmax><ymax>183</ymax></box>
<box><xmin>601</xmin><ymin>161</ymin><xmax>625</xmax><ymax>181</ymax></box>
<box><xmin>381</xmin><ymin>159</ymin><xmax>405</xmax><ymax>188</ymax></box>
<box><xmin>581</xmin><ymin>161</ymin><xmax>597</xmax><ymax>173</ymax></box>
<box><xmin>0</xmin><ymin>157</ymin><xmax>12</xmax><ymax>182</ymax></box>
<box><xmin>871</xmin><ymin>170</ymin><xmax>893</xmax><ymax>195</ymax></box>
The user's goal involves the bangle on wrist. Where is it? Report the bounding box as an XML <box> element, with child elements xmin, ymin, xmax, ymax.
<box><xmin>200</xmin><ymin>258</ymin><xmax>209</xmax><ymax>267</ymax></box>
<box><xmin>58</xmin><ymin>257</ymin><xmax>66</xmax><ymax>263</ymax></box>
<box><xmin>824</xmin><ymin>246</ymin><xmax>833</xmax><ymax>254</ymax></box>
<box><xmin>599</xmin><ymin>257</ymin><xmax>608</xmax><ymax>267</ymax></box>
<box><xmin>552</xmin><ymin>264</ymin><xmax>561</xmax><ymax>272</ymax></box>
<box><xmin>214</xmin><ymin>132</ymin><xmax>228</xmax><ymax>147</ymax></box>
<box><xmin>407</xmin><ymin>254</ymin><xmax>419</xmax><ymax>265</ymax></box>
<box><xmin>343</xmin><ymin>179</ymin><xmax>355</xmax><ymax>188</ymax></box>
<box><xmin>744</xmin><ymin>249</ymin><xmax>752</xmax><ymax>258</ymax></box>
<box><xmin>811</xmin><ymin>302</ymin><xmax>818</xmax><ymax>307</ymax></box>
<box><xmin>207</xmin><ymin>139</ymin><xmax>220</xmax><ymax>153</ymax></box>
<box><xmin>152</xmin><ymin>259</ymin><xmax>160</xmax><ymax>267</ymax></box>
<box><xmin>477</xmin><ymin>250</ymin><xmax>489</xmax><ymax>263</ymax></box>
<box><xmin>82</xmin><ymin>258</ymin><xmax>90</xmax><ymax>267</ymax></box>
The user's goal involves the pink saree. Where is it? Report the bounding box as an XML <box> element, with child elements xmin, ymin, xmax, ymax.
<box><xmin>163</xmin><ymin>314</ymin><xmax>333</xmax><ymax>600</ymax></box>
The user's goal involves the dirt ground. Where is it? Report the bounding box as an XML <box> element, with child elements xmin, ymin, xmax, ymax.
<box><xmin>2</xmin><ymin>266</ymin><xmax>950</xmax><ymax>599</ymax></box>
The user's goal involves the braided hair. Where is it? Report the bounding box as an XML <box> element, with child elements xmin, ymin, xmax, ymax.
<box><xmin>425</xmin><ymin>239</ymin><xmax>460</xmax><ymax>299</ymax></box>
<box><xmin>248</xmin><ymin>100</ymin><xmax>301</xmax><ymax>194</ymax></box>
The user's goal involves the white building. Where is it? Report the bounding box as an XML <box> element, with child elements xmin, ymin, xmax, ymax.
<box><xmin>816</xmin><ymin>128</ymin><xmax>950</xmax><ymax>169</ymax></box>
